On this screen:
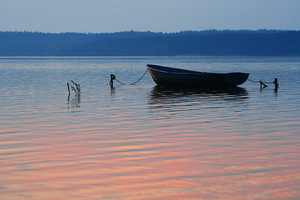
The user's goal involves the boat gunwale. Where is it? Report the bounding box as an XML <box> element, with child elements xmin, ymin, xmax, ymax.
<box><xmin>146</xmin><ymin>64</ymin><xmax>245</xmax><ymax>76</ymax></box>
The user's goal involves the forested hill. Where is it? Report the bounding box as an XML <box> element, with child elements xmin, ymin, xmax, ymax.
<box><xmin>1</xmin><ymin>30</ymin><xmax>300</xmax><ymax>56</ymax></box>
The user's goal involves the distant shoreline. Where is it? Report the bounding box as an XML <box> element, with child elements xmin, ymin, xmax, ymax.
<box><xmin>2</xmin><ymin>55</ymin><xmax>299</xmax><ymax>58</ymax></box>
<box><xmin>1</xmin><ymin>30</ymin><xmax>300</xmax><ymax>56</ymax></box>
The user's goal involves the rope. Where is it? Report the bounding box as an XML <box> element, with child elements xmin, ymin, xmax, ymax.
<box><xmin>109</xmin><ymin>68</ymin><xmax>148</xmax><ymax>86</ymax></box>
<box><xmin>248</xmin><ymin>78</ymin><xmax>275</xmax><ymax>84</ymax></box>
<box><xmin>248</xmin><ymin>78</ymin><xmax>260</xmax><ymax>83</ymax></box>
<box><xmin>130</xmin><ymin>69</ymin><xmax>148</xmax><ymax>85</ymax></box>
<box><xmin>115</xmin><ymin>78</ymin><xmax>125</xmax><ymax>85</ymax></box>
<box><xmin>263</xmin><ymin>81</ymin><xmax>275</xmax><ymax>84</ymax></box>
<box><xmin>248</xmin><ymin>78</ymin><xmax>279</xmax><ymax>90</ymax></box>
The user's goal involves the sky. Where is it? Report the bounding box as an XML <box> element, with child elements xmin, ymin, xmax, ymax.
<box><xmin>1</xmin><ymin>0</ymin><xmax>300</xmax><ymax>33</ymax></box>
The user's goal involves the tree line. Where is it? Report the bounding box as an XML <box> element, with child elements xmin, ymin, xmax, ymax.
<box><xmin>1</xmin><ymin>30</ymin><xmax>299</xmax><ymax>56</ymax></box>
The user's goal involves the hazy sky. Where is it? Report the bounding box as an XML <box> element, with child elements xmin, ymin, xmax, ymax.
<box><xmin>1</xmin><ymin>0</ymin><xmax>300</xmax><ymax>33</ymax></box>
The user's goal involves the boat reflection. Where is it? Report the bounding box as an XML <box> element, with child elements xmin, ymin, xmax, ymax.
<box><xmin>149</xmin><ymin>85</ymin><xmax>248</xmax><ymax>103</ymax></box>
<box><xmin>148</xmin><ymin>85</ymin><xmax>248</xmax><ymax>117</ymax></box>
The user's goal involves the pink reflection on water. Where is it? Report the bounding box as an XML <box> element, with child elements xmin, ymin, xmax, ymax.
<box><xmin>0</xmin><ymin>118</ymin><xmax>300</xmax><ymax>200</ymax></box>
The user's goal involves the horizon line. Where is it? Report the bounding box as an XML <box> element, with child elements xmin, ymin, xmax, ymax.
<box><xmin>1</xmin><ymin>29</ymin><xmax>299</xmax><ymax>34</ymax></box>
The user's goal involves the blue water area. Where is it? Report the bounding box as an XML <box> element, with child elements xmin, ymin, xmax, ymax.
<box><xmin>0</xmin><ymin>56</ymin><xmax>299</xmax><ymax>199</ymax></box>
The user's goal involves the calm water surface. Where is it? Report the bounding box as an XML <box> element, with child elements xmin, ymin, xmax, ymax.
<box><xmin>0</xmin><ymin>56</ymin><xmax>299</xmax><ymax>200</ymax></box>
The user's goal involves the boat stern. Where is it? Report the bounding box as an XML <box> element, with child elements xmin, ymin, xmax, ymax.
<box><xmin>225</xmin><ymin>73</ymin><xmax>249</xmax><ymax>86</ymax></box>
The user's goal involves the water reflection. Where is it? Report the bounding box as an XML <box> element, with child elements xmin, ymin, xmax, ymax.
<box><xmin>67</xmin><ymin>95</ymin><xmax>81</xmax><ymax>109</ymax></box>
<box><xmin>148</xmin><ymin>86</ymin><xmax>248</xmax><ymax>115</ymax></box>
<box><xmin>1</xmin><ymin>57</ymin><xmax>299</xmax><ymax>199</ymax></box>
<box><xmin>150</xmin><ymin>85</ymin><xmax>248</xmax><ymax>102</ymax></box>
<box><xmin>110</xmin><ymin>84</ymin><xmax>116</xmax><ymax>96</ymax></box>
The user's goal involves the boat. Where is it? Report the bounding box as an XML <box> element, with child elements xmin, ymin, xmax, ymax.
<box><xmin>147</xmin><ymin>64</ymin><xmax>249</xmax><ymax>87</ymax></box>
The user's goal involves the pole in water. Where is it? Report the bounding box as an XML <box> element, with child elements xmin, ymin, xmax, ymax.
<box><xmin>67</xmin><ymin>83</ymin><xmax>70</xmax><ymax>101</ymax></box>
<box><xmin>273</xmin><ymin>78</ymin><xmax>279</xmax><ymax>91</ymax></box>
<box><xmin>273</xmin><ymin>78</ymin><xmax>279</xmax><ymax>88</ymax></box>
<box><xmin>110</xmin><ymin>74</ymin><xmax>116</xmax><ymax>87</ymax></box>
<box><xmin>67</xmin><ymin>83</ymin><xmax>71</xmax><ymax>95</ymax></box>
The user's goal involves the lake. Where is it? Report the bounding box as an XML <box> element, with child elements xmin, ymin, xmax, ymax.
<box><xmin>0</xmin><ymin>56</ymin><xmax>299</xmax><ymax>200</ymax></box>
